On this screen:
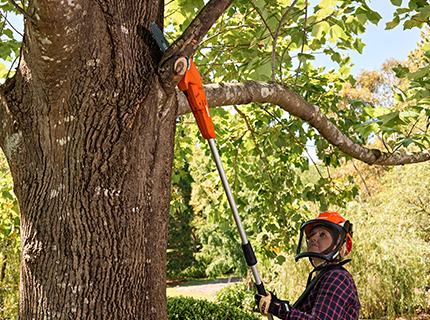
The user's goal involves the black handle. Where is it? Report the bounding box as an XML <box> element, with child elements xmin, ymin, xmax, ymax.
<box><xmin>242</xmin><ymin>242</ymin><xmax>257</xmax><ymax>266</ymax></box>
<box><xmin>255</xmin><ymin>282</ymin><xmax>268</xmax><ymax>296</ymax></box>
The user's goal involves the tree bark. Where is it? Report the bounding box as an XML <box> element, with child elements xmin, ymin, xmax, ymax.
<box><xmin>0</xmin><ymin>0</ymin><xmax>178</xmax><ymax>319</ymax></box>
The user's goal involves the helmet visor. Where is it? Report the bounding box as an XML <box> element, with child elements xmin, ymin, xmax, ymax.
<box><xmin>295</xmin><ymin>220</ymin><xmax>346</xmax><ymax>262</ymax></box>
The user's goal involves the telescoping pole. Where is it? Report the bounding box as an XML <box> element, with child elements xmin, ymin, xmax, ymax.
<box><xmin>149</xmin><ymin>22</ymin><xmax>273</xmax><ymax>320</ymax></box>
<box><xmin>176</xmin><ymin>53</ymin><xmax>273</xmax><ymax>320</ymax></box>
<box><xmin>207</xmin><ymin>139</ymin><xmax>271</xmax><ymax>308</ymax></box>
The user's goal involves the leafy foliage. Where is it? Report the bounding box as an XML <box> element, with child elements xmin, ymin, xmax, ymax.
<box><xmin>195</xmin><ymin>224</ymin><xmax>249</xmax><ymax>278</ymax></box>
<box><xmin>267</xmin><ymin>161</ymin><xmax>430</xmax><ymax>319</ymax></box>
<box><xmin>386</xmin><ymin>0</ymin><xmax>430</xmax><ymax>30</ymax></box>
<box><xmin>0</xmin><ymin>0</ymin><xmax>24</xmax><ymax>80</ymax></box>
<box><xmin>167</xmin><ymin>296</ymin><xmax>259</xmax><ymax>320</ymax></box>
<box><xmin>165</xmin><ymin>1</ymin><xmax>430</xmax><ymax>284</ymax></box>
<box><xmin>0</xmin><ymin>150</ymin><xmax>19</xmax><ymax>319</ymax></box>
<box><xmin>168</xmin><ymin>117</ymin><xmax>206</xmax><ymax>279</ymax></box>
<box><xmin>212</xmin><ymin>282</ymin><xmax>256</xmax><ymax>314</ymax></box>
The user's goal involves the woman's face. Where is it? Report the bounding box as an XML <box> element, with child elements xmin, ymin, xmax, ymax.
<box><xmin>307</xmin><ymin>226</ymin><xmax>334</xmax><ymax>254</ymax></box>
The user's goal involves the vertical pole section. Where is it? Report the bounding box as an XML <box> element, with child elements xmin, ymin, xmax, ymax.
<box><xmin>208</xmin><ymin>138</ymin><xmax>273</xmax><ymax>320</ymax></box>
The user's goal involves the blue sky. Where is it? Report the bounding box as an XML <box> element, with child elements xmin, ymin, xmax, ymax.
<box><xmin>327</xmin><ymin>0</ymin><xmax>422</xmax><ymax>75</ymax></box>
<box><xmin>304</xmin><ymin>0</ymin><xmax>424</xmax><ymax>162</ymax></box>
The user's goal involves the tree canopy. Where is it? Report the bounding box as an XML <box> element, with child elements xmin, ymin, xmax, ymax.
<box><xmin>1</xmin><ymin>0</ymin><xmax>430</xmax><ymax>319</ymax></box>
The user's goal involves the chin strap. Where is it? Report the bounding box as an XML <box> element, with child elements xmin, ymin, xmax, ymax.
<box><xmin>294</xmin><ymin>259</ymin><xmax>351</xmax><ymax>309</ymax></box>
<box><xmin>307</xmin><ymin>254</ymin><xmax>344</xmax><ymax>286</ymax></box>
<box><xmin>306</xmin><ymin>259</ymin><xmax>328</xmax><ymax>287</ymax></box>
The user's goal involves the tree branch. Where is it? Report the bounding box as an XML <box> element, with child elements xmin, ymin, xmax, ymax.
<box><xmin>176</xmin><ymin>81</ymin><xmax>430</xmax><ymax>166</ymax></box>
<box><xmin>161</xmin><ymin>0</ymin><xmax>235</xmax><ymax>65</ymax></box>
<box><xmin>156</xmin><ymin>0</ymin><xmax>234</xmax><ymax>91</ymax></box>
<box><xmin>6</xmin><ymin>0</ymin><xmax>35</xmax><ymax>24</ymax></box>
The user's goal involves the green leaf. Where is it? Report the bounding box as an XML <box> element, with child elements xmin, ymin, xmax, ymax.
<box><xmin>361</xmin><ymin>105</ymin><xmax>386</xmax><ymax>118</ymax></box>
<box><xmin>339</xmin><ymin>65</ymin><xmax>350</xmax><ymax>75</ymax></box>
<box><xmin>354</xmin><ymin>120</ymin><xmax>380</xmax><ymax>139</ymax></box>
<box><xmin>311</xmin><ymin>21</ymin><xmax>330</xmax><ymax>39</ymax></box>
<box><xmin>353</xmin><ymin>38</ymin><xmax>365</xmax><ymax>54</ymax></box>
<box><xmin>243</xmin><ymin>138</ymin><xmax>254</xmax><ymax>151</ymax></box>
<box><xmin>274</xmin><ymin>136</ymin><xmax>288</xmax><ymax>148</ymax></box>
<box><xmin>394</xmin><ymin>136</ymin><xmax>428</xmax><ymax>150</ymax></box>
<box><xmin>315</xmin><ymin>8</ymin><xmax>335</xmax><ymax>20</ymax></box>
<box><xmin>418</xmin><ymin>6</ymin><xmax>430</xmax><ymax>19</ymax></box>
<box><xmin>421</xmin><ymin>43</ymin><xmax>430</xmax><ymax>52</ymax></box>
<box><xmin>297</xmin><ymin>53</ymin><xmax>315</xmax><ymax>63</ymax></box>
<box><xmin>219</xmin><ymin>222</ymin><xmax>230</xmax><ymax>232</ymax></box>
<box><xmin>390</xmin><ymin>0</ymin><xmax>402</xmax><ymax>6</ymax></box>
<box><xmin>348</xmin><ymin>75</ymin><xmax>356</xmax><ymax>86</ymax></box>
<box><xmin>256</xmin><ymin>58</ymin><xmax>272</xmax><ymax>80</ymax></box>
<box><xmin>2</xmin><ymin>190</ymin><xmax>14</xmax><ymax>200</ymax></box>
<box><xmin>386</xmin><ymin>15</ymin><xmax>401</xmax><ymax>30</ymax></box>
<box><xmin>406</xmin><ymin>65</ymin><xmax>430</xmax><ymax>80</ymax></box>
<box><xmin>319</xmin><ymin>0</ymin><xmax>338</xmax><ymax>8</ymax></box>
<box><xmin>0</xmin><ymin>62</ymin><xmax>8</xmax><ymax>79</ymax></box>
<box><xmin>367</xmin><ymin>9</ymin><xmax>382</xmax><ymax>25</ymax></box>
<box><xmin>330</xmin><ymin>52</ymin><xmax>341</xmax><ymax>63</ymax></box>
<box><xmin>392</xmin><ymin>65</ymin><xmax>410</xmax><ymax>78</ymax></box>
<box><xmin>275</xmin><ymin>254</ymin><xmax>286</xmax><ymax>265</ymax></box>
<box><xmin>403</xmin><ymin>13</ymin><xmax>425</xmax><ymax>29</ymax></box>
<box><xmin>328</xmin><ymin>24</ymin><xmax>347</xmax><ymax>43</ymax></box>
<box><xmin>3</xmin><ymin>28</ymin><xmax>14</xmax><ymax>39</ymax></box>
<box><xmin>393</xmin><ymin>93</ymin><xmax>405</xmax><ymax>102</ymax></box>
<box><xmin>400</xmin><ymin>110</ymin><xmax>421</xmax><ymax>121</ymax></box>
<box><xmin>377</xmin><ymin>110</ymin><xmax>407</xmax><ymax>128</ymax></box>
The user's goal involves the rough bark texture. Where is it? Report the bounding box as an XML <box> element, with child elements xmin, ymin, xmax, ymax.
<box><xmin>1</xmin><ymin>0</ymin><xmax>428</xmax><ymax>318</ymax></box>
<box><xmin>0</xmin><ymin>0</ymin><xmax>178</xmax><ymax>319</ymax></box>
<box><xmin>0</xmin><ymin>0</ymin><xmax>239</xmax><ymax>318</ymax></box>
<box><xmin>177</xmin><ymin>81</ymin><xmax>430</xmax><ymax>166</ymax></box>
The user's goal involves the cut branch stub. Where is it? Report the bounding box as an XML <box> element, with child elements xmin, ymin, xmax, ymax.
<box><xmin>174</xmin><ymin>57</ymin><xmax>188</xmax><ymax>80</ymax></box>
<box><xmin>158</xmin><ymin>55</ymin><xmax>189</xmax><ymax>92</ymax></box>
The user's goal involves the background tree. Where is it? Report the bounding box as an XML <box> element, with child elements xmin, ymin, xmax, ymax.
<box><xmin>0</xmin><ymin>0</ymin><xmax>430</xmax><ymax>319</ymax></box>
<box><xmin>0</xmin><ymin>151</ymin><xmax>20</xmax><ymax>318</ymax></box>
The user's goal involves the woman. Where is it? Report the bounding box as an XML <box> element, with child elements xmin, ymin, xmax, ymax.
<box><xmin>255</xmin><ymin>211</ymin><xmax>360</xmax><ymax>319</ymax></box>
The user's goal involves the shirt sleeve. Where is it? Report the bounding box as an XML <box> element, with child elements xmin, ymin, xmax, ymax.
<box><xmin>277</xmin><ymin>270</ymin><xmax>359</xmax><ymax>320</ymax></box>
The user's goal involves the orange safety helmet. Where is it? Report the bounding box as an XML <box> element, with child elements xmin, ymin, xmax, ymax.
<box><xmin>295</xmin><ymin>211</ymin><xmax>353</xmax><ymax>263</ymax></box>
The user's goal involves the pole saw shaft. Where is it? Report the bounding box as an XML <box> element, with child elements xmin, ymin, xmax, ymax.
<box><xmin>179</xmin><ymin>60</ymin><xmax>273</xmax><ymax>319</ymax></box>
<box><xmin>207</xmin><ymin>139</ymin><xmax>269</xmax><ymax>298</ymax></box>
<box><xmin>177</xmin><ymin>50</ymin><xmax>274</xmax><ymax>320</ymax></box>
<box><xmin>150</xmin><ymin>22</ymin><xmax>272</xmax><ymax>319</ymax></box>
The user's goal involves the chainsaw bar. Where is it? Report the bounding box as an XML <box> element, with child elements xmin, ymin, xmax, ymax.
<box><xmin>150</xmin><ymin>23</ymin><xmax>170</xmax><ymax>53</ymax></box>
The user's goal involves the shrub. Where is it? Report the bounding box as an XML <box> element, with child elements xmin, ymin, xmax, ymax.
<box><xmin>195</xmin><ymin>225</ymin><xmax>249</xmax><ymax>278</ymax></box>
<box><xmin>179</xmin><ymin>263</ymin><xmax>207</xmax><ymax>279</ymax></box>
<box><xmin>167</xmin><ymin>296</ymin><xmax>259</xmax><ymax>320</ymax></box>
<box><xmin>267</xmin><ymin>163</ymin><xmax>430</xmax><ymax>319</ymax></box>
<box><xmin>212</xmin><ymin>282</ymin><xmax>256</xmax><ymax>313</ymax></box>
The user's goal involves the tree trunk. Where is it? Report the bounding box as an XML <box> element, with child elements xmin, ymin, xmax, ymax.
<box><xmin>0</xmin><ymin>0</ymin><xmax>176</xmax><ymax>319</ymax></box>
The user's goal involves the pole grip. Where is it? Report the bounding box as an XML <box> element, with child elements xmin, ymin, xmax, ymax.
<box><xmin>242</xmin><ymin>242</ymin><xmax>257</xmax><ymax>267</ymax></box>
<box><xmin>255</xmin><ymin>282</ymin><xmax>267</xmax><ymax>296</ymax></box>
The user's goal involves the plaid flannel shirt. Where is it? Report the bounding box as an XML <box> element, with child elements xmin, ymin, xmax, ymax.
<box><xmin>278</xmin><ymin>267</ymin><xmax>360</xmax><ymax>320</ymax></box>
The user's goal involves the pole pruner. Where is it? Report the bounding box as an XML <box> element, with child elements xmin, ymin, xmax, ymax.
<box><xmin>151</xmin><ymin>23</ymin><xmax>273</xmax><ymax>320</ymax></box>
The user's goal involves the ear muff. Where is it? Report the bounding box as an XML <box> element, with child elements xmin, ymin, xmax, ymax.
<box><xmin>344</xmin><ymin>233</ymin><xmax>353</xmax><ymax>256</ymax></box>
